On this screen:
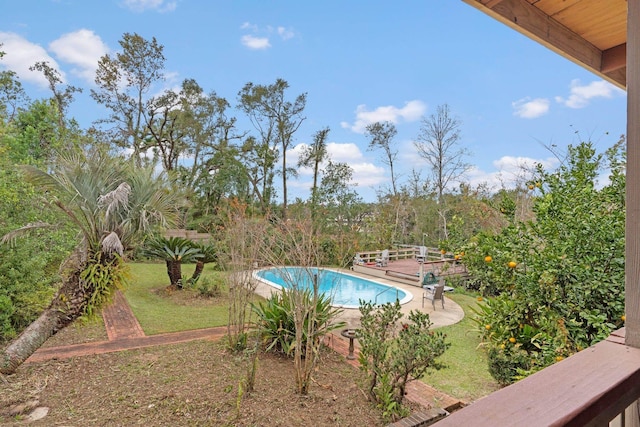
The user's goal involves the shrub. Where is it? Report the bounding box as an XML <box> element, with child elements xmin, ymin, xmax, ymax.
<box><xmin>487</xmin><ymin>346</ymin><xmax>531</xmax><ymax>386</ymax></box>
<box><xmin>357</xmin><ymin>300</ymin><xmax>449</xmax><ymax>422</ymax></box>
<box><xmin>463</xmin><ymin>141</ymin><xmax>626</xmax><ymax>383</ymax></box>
<box><xmin>195</xmin><ymin>276</ymin><xmax>223</xmax><ymax>298</ymax></box>
<box><xmin>252</xmin><ymin>287</ymin><xmax>344</xmax><ymax>356</ymax></box>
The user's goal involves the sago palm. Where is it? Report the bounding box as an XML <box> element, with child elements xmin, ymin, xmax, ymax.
<box><xmin>143</xmin><ymin>236</ymin><xmax>204</xmax><ymax>288</ymax></box>
<box><xmin>1</xmin><ymin>150</ymin><xmax>181</xmax><ymax>374</ymax></box>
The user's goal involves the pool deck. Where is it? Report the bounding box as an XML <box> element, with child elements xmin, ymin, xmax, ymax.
<box><xmin>253</xmin><ymin>266</ymin><xmax>465</xmax><ymax>330</ymax></box>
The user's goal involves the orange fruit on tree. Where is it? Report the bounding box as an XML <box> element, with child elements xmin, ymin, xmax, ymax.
<box><xmin>440</xmin><ymin>249</ymin><xmax>446</xmax><ymax>254</ymax></box>
<box><xmin>485</xmin><ymin>324</ymin><xmax>491</xmax><ymax>330</ymax></box>
<box><xmin>477</xmin><ymin>296</ymin><xmax>483</xmax><ymax>302</ymax></box>
<box><xmin>528</xmin><ymin>184</ymin><xmax>534</xmax><ymax>190</ymax></box>
<box><xmin>484</xmin><ymin>256</ymin><xmax>492</xmax><ymax>263</ymax></box>
<box><xmin>508</xmin><ymin>261</ymin><xmax>517</xmax><ymax>268</ymax></box>
<box><xmin>622</xmin><ymin>315</ymin><xmax>626</xmax><ymax>321</ymax></box>
<box><xmin>556</xmin><ymin>356</ymin><xmax>564</xmax><ymax>362</ymax></box>
<box><xmin>509</xmin><ymin>337</ymin><xmax>516</xmax><ymax>343</ymax></box>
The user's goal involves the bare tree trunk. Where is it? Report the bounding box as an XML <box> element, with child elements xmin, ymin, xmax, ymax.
<box><xmin>1</xmin><ymin>308</ymin><xmax>67</xmax><ymax>374</ymax></box>
<box><xmin>1</xmin><ymin>246</ymin><xmax>87</xmax><ymax>375</ymax></box>
<box><xmin>191</xmin><ymin>260</ymin><xmax>205</xmax><ymax>283</ymax></box>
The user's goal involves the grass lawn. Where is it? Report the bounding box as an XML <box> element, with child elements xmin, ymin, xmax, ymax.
<box><xmin>424</xmin><ymin>293</ymin><xmax>500</xmax><ymax>402</ymax></box>
<box><xmin>124</xmin><ymin>262</ymin><xmax>230</xmax><ymax>334</ymax></box>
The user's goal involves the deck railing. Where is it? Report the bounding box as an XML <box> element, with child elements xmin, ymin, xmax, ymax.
<box><xmin>355</xmin><ymin>247</ymin><xmax>447</xmax><ymax>264</ymax></box>
<box><xmin>432</xmin><ymin>328</ymin><xmax>640</xmax><ymax>427</ymax></box>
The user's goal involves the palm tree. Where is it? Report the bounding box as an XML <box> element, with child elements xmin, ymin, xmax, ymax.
<box><xmin>1</xmin><ymin>150</ymin><xmax>180</xmax><ymax>374</ymax></box>
<box><xmin>142</xmin><ymin>236</ymin><xmax>204</xmax><ymax>288</ymax></box>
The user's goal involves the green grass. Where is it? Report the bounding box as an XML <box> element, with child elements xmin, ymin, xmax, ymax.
<box><xmin>123</xmin><ymin>262</ymin><xmax>230</xmax><ymax>335</ymax></box>
<box><xmin>424</xmin><ymin>293</ymin><xmax>500</xmax><ymax>402</ymax></box>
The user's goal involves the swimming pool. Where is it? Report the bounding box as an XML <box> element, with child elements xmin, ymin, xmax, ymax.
<box><xmin>254</xmin><ymin>267</ymin><xmax>413</xmax><ymax>308</ymax></box>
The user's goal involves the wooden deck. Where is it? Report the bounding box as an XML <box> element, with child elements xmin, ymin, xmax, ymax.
<box><xmin>352</xmin><ymin>257</ymin><xmax>468</xmax><ymax>288</ymax></box>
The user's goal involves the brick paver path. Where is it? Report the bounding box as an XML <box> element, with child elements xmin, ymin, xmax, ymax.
<box><xmin>26</xmin><ymin>290</ymin><xmax>226</xmax><ymax>364</ymax></box>
<box><xmin>25</xmin><ymin>290</ymin><xmax>463</xmax><ymax>413</ymax></box>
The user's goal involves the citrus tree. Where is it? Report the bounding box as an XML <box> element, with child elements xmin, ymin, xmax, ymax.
<box><xmin>460</xmin><ymin>140</ymin><xmax>625</xmax><ymax>384</ymax></box>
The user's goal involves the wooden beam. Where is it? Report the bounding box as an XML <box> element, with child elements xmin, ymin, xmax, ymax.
<box><xmin>434</xmin><ymin>336</ymin><xmax>640</xmax><ymax>426</ymax></box>
<box><xmin>602</xmin><ymin>43</ymin><xmax>627</xmax><ymax>73</ymax></box>
<box><xmin>462</xmin><ymin>0</ymin><xmax>626</xmax><ymax>89</ymax></box>
<box><xmin>626</xmin><ymin>0</ymin><xmax>640</xmax><ymax>348</ymax></box>
<box><xmin>484</xmin><ymin>0</ymin><xmax>506</xmax><ymax>8</ymax></box>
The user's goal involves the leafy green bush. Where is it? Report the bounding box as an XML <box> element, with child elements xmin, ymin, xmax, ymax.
<box><xmin>462</xmin><ymin>141</ymin><xmax>626</xmax><ymax>382</ymax></box>
<box><xmin>487</xmin><ymin>346</ymin><xmax>531</xmax><ymax>386</ymax></box>
<box><xmin>357</xmin><ymin>300</ymin><xmax>449</xmax><ymax>422</ymax></box>
<box><xmin>0</xmin><ymin>166</ymin><xmax>75</xmax><ymax>342</ymax></box>
<box><xmin>194</xmin><ymin>275</ymin><xmax>223</xmax><ymax>298</ymax></box>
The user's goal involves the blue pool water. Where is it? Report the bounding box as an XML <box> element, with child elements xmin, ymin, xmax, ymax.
<box><xmin>254</xmin><ymin>267</ymin><xmax>412</xmax><ymax>308</ymax></box>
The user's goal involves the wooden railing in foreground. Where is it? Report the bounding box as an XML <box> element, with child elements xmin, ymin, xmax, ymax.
<box><xmin>432</xmin><ymin>328</ymin><xmax>640</xmax><ymax>427</ymax></box>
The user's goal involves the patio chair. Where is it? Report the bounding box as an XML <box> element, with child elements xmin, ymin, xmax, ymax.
<box><xmin>375</xmin><ymin>249</ymin><xmax>389</xmax><ymax>267</ymax></box>
<box><xmin>423</xmin><ymin>281</ymin><xmax>445</xmax><ymax>310</ymax></box>
<box><xmin>416</xmin><ymin>246</ymin><xmax>427</xmax><ymax>263</ymax></box>
<box><xmin>421</xmin><ymin>271</ymin><xmax>439</xmax><ymax>287</ymax></box>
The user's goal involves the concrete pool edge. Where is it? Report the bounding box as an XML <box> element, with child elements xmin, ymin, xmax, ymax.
<box><xmin>251</xmin><ymin>267</ymin><xmax>465</xmax><ymax>330</ymax></box>
<box><xmin>252</xmin><ymin>266</ymin><xmax>414</xmax><ymax>309</ymax></box>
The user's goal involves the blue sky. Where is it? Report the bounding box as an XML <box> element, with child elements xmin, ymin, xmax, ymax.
<box><xmin>0</xmin><ymin>0</ymin><xmax>627</xmax><ymax>202</ymax></box>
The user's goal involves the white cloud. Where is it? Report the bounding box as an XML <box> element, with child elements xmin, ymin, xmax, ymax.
<box><xmin>240</xmin><ymin>22</ymin><xmax>258</xmax><ymax>31</ymax></box>
<box><xmin>240</xmin><ymin>23</ymin><xmax>296</xmax><ymax>49</ymax></box>
<box><xmin>49</xmin><ymin>29</ymin><xmax>109</xmax><ymax>84</ymax></box>
<box><xmin>0</xmin><ymin>32</ymin><xmax>60</xmax><ymax>88</ymax></box>
<box><xmin>341</xmin><ymin>100</ymin><xmax>427</xmax><ymax>133</ymax></box>
<box><xmin>467</xmin><ymin>155</ymin><xmax>559</xmax><ymax>190</ymax></box>
<box><xmin>289</xmin><ymin>141</ymin><xmax>386</xmax><ymax>192</ymax></box>
<box><xmin>277</xmin><ymin>26</ymin><xmax>295</xmax><ymax>40</ymax></box>
<box><xmin>241</xmin><ymin>35</ymin><xmax>271</xmax><ymax>50</ymax></box>
<box><xmin>121</xmin><ymin>0</ymin><xmax>177</xmax><ymax>13</ymax></box>
<box><xmin>512</xmin><ymin>97</ymin><xmax>550</xmax><ymax>119</ymax></box>
<box><xmin>555</xmin><ymin>79</ymin><xmax>624</xmax><ymax>109</ymax></box>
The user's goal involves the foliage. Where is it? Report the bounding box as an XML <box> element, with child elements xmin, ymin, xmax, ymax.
<box><xmin>91</xmin><ymin>32</ymin><xmax>166</xmax><ymax>163</ymax></box>
<box><xmin>80</xmin><ymin>253</ymin><xmax>130</xmax><ymax>317</ymax></box>
<box><xmin>461</xmin><ymin>141</ymin><xmax>625</xmax><ymax>383</ymax></box>
<box><xmin>357</xmin><ymin>300</ymin><xmax>449</xmax><ymax>421</ymax></box>
<box><xmin>366</xmin><ymin>121</ymin><xmax>399</xmax><ymax>196</ymax></box>
<box><xmin>192</xmin><ymin>275</ymin><xmax>223</xmax><ymax>298</ymax></box>
<box><xmin>142</xmin><ymin>236</ymin><xmax>204</xmax><ymax>288</ymax></box>
<box><xmin>252</xmin><ymin>287</ymin><xmax>344</xmax><ymax>356</ymax></box>
<box><xmin>238</xmin><ymin>78</ymin><xmax>307</xmax><ymax>219</ymax></box>
<box><xmin>0</xmin><ymin>144</ymin><xmax>76</xmax><ymax>342</ymax></box>
<box><xmin>1</xmin><ymin>148</ymin><xmax>181</xmax><ymax>374</ymax></box>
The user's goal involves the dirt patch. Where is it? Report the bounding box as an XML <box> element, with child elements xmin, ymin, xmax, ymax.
<box><xmin>152</xmin><ymin>286</ymin><xmax>226</xmax><ymax>307</ymax></box>
<box><xmin>40</xmin><ymin>315</ymin><xmax>109</xmax><ymax>348</ymax></box>
<box><xmin>1</xmin><ymin>339</ymin><xmax>404</xmax><ymax>426</ymax></box>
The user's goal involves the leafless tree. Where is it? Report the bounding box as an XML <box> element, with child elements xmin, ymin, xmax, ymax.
<box><xmin>414</xmin><ymin>104</ymin><xmax>471</xmax><ymax>239</ymax></box>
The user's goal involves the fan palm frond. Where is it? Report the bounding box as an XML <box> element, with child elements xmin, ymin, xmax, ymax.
<box><xmin>1</xmin><ymin>221</ymin><xmax>56</xmax><ymax>246</ymax></box>
<box><xmin>101</xmin><ymin>231</ymin><xmax>124</xmax><ymax>256</ymax></box>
